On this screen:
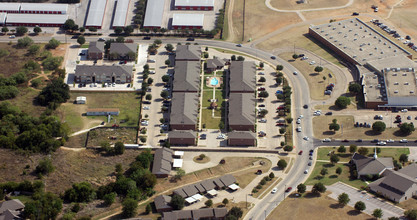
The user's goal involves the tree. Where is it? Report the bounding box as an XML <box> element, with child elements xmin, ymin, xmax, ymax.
<box><xmin>124</xmin><ymin>26</ymin><xmax>134</xmax><ymax>35</ymax></box>
<box><xmin>63</xmin><ymin>19</ymin><xmax>76</xmax><ymax>31</ymax></box>
<box><xmin>259</xmin><ymin>109</ymin><xmax>268</xmax><ymax>117</ymax></box>
<box><xmin>314</xmin><ymin>66</ymin><xmax>324</xmax><ymax>73</ymax></box>
<box><xmin>16</xmin><ymin>26</ymin><xmax>28</xmax><ymax>36</ymax></box>
<box><xmin>165</xmin><ymin>44</ymin><xmax>174</xmax><ymax>52</ymax></box>
<box><xmin>338</xmin><ymin>145</ymin><xmax>346</xmax><ymax>153</ymax></box>
<box><xmin>400</xmin><ymin>122</ymin><xmax>415</xmax><ymax>135</ymax></box>
<box><xmin>336</xmin><ymin>167</ymin><xmax>342</xmax><ymax>175</ymax></box>
<box><xmin>330</xmin><ymin>154</ymin><xmax>340</xmax><ymax>164</ymax></box>
<box><xmin>77</xmin><ymin>36</ymin><xmax>86</xmax><ymax>46</ymax></box>
<box><xmin>354</xmin><ymin>201</ymin><xmax>366</xmax><ymax>212</ymax></box>
<box><xmin>79</xmin><ymin>27</ymin><xmax>85</xmax><ymax>32</ymax></box>
<box><xmin>42</xmin><ymin>56</ymin><xmax>63</xmax><ymax>71</ymax></box>
<box><xmin>165</xmin><ymin>59</ymin><xmax>171</xmax><ymax>66</ymax></box>
<box><xmin>231</xmin><ymin>55</ymin><xmax>236</xmax><ymax>61</ymax></box>
<box><xmin>205</xmin><ymin>199</ymin><xmax>213</xmax><ymax>207</ymax></box>
<box><xmin>174</xmin><ymin>168</ymin><xmax>186</xmax><ymax>181</ymax></box>
<box><xmin>17</xmin><ymin>37</ymin><xmax>34</xmax><ymax>48</ymax></box>
<box><xmin>116</xmin><ymin>36</ymin><xmax>125</xmax><ymax>43</ymax></box>
<box><xmin>237</xmin><ymin>56</ymin><xmax>245</xmax><ymax>61</ymax></box>
<box><xmin>170</xmin><ymin>194</ymin><xmax>185</xmax><ymax>210</ymax></box>
<box><xmin>33</xmin><ymin>27</ymin><xmax>42</xmax><ymax>35</ymax></box>
<box><xmin>122</xmin><ymin>198</ymin><xmax>138</xmax><ymax>218</ymax></box>
<box><xmin>269</xmin><ymin>172</ymin><xmax>275</xmax><ymax>178</ymax></box>
<box><xmin>372</xmin><ymin>121</ymin><xmax>386</xmax><ymax>133</ymax></box>
<box><xmin>358</xmin><ymin>147</ymin><xmax>369</xmax><ymax>156</ymax></box>
<box><xmin>373</xmin><ymin>208</ymin><xmax>383</xmax><ymax>219</ymax></box>
<box><xmin>259</xmin><ymin>76</ymin><xmax>266</xmax><ymax>83</ymax></box>
<box><xmin>147</xmin><ymin>77</ymin><xmax>154</xmax><ymax>85</ymax></box>
<box><xmin>28</xmin><ymin>44</ymin><xmax>40</xmax><ymax>55</ymax></box>
<box><xmin>103</xmin><ymin>192</ymin><xmax>116</xmax><ymax>206</ymax></box>
<box><xmin>160</xmin><ymin>90</ymin><xmax>169</xmax><ymax>100</ymax></box>
<box><xmin>259</xmin><ymin>62</ymin><xmax>264</xmax><ymax>69</ymax></box>
<box><xmin>88</xmin><ymin>27</ymin><xmax>97</xmax><ymax>32</ymax></box>
<box><xmin>349</xmin><ymin>83</ymin><xmax>361</xmax><ymax>94</ymax></box>
<box><xmin>154</xmin><ymin>39</ymin><xmax>162</xmax><ymax>45</ymax></box>
<box><xmin>312</xmin><ymin>182</ymin><xmax>326</xmax><ymax>195</ymax></box>
<box><xmin>349</xmin><ymin>145</ymin><xmax>357</xmax><ymax>153</ymax></box>
<box><xmin>399</xmin><ymin>154</ymin><xmax>408</xmax><ymax>163</ymax></box>
<box><xmin>329</xmin><ymin>120</ymin><xmax>340</xmax><ymax>132</ymax></box>
<box><xmin>222</xmin><ymin>198</ymin><xmax>229</xmax><ymax>206</ymax></box>
<box><xmin>338</xmin><ymin>193</ymin><xmax>350</xmax><ymax>206</ymax></box>
<box><xmin>292</xmin><ymin>54</ymin><xmax>298</xmax><ymax>59</ymax></box>
<box><xmin>297</xmin><ymin>183</ymin><xmax>306</xmax><ymax>193</ymax></box>
<box><xmin>23</xmin><ymin>192</ymin><xmax>62</xmax><ymax>220</ymax></box>
<box><xmin>405</xmin><ymin>209</ymin><xmax>417</xmax><ymax>220</ymax></box>
<box><xmin>320</xmin><ymin>168</ymin><xmax>328</xmax><ymax>176</ymax></box>
<box><xmin>35</xmin><ymin>158</ymin><xmax>55</xmax><ymax>175</ymax></box>
<box><xmin>275</xmin><ymin>77</ymin><xmax>283</xmax><ymax>85</ymax></box>
<box><xmin>114</xmin><ymin>27</ymin><xmax>123</xmax><ymax>35</ymax></box>
<box><xmin>276</xmin><ymin>65</ymin><xmax>283</xmax><ymax>71</ymax></box>
<box><xmin>283</xmin><ymin>145</ymin><xmax>293</xmax><ymax>152</ymax></box>
<box><xmin>145</xmin><ymin>94</ymin><xmax>152</xmax><ymax>100</ymax></box>
<box><xmin>1</xmin><ymin>27</ymin><xmax>9</xmax><ymax>34</ymax></box>
<box><xmin>335</xmin><ymin>96</ymin><xmax>351</xmax><ymax>108</ymax></box>
<box><xmin>64</xmin><ymin>182</ymin><xmax>95</xmax><ymax>203</ymax></box>
<box><xmin>228</xmin><ymin>207</ymin><xmax>243</xmax><ymax>219</ymax></box>
<box><xmin>46</xmin><ymin>38</ymin><xmax>61</xmax><ymax>49</ymax></box>
<box><xmin>258</xmin><ymin>91</ymin><xmax>269</xmax><ymax>98</ymax></box>
<box><xmin>114</xmin><ymin>142</ymin><xmax>125</xmax><ymax>155</ymax></box>
<box><xmin>277</xmin><ymin>159</ymin><xmax>287</xmax><ymax>169</ymax></box>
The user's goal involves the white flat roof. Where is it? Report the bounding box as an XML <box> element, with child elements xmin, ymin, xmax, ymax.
<box><xmin>20</xmin><ymin>3</ymin><xmax>68</xmax><ymax>13</ymax></box>
<box><xmin>113</xmin><ymin>0</ymin><xmax>130</xmax><ymax>27</ymax></box>
<box><xmin>191</xmin><ymin>194</ymin><xmax>203</xmax><ymax>201</ymax></box>
<box><xmin>175</xmin><ymin>0</ymin><xmax>214</xmax><ymax>7</ymax></box>
<box><xmin>228</xmin><ymin>183</ymin><xmax>240</xmax><ymax>190</ymax></box>
<box><xmin>0</xmin><ymin>3</ymin><xmax>21</xmax><ymax>11</ymax></box>
<box><xmin>0</xmin><ymin>13</ymin><xmax>6</xmax><ymax>24</ymax></box>
<box><xmin>172</xmin><ymin>13</ymin><xmax>204</xmax><ymax>26</ymax></box>
<box><xmin>143</xmin><ymin>0</ymin><xmax>165</xmax><ymax>27</ymax></box>
<box><xmin>185</xmin><ymin>197</ymin><xmax>196</xmax><ymax>203</ymax></box>
<box><xmin>86</xmin><ymin>0</ymin><xmax>108</xmax><ymax>27</ymax></box>
<box><xmin>173</xmin><ymin>159</ymin><xmax>183</xmax><ymax>168</ymax></box>
<box><xmin>207</xmin><ymin>189</ymin><xmax>217</xmax><ymax>196</ymax></box>
<box><xmin>6</xmin><ymin>14</ymin><xmax>68</xmax><ymax>24</ymax></box>
<box><xmin>174</xmin><ymin>151</ymin><xmax>184</xmax><ymax>156</ymax></box>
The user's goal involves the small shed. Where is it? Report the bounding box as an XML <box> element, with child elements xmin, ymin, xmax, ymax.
<box><xmin>76</xmin><ymin>96</ymin><xmax>86</xmax><ymax>104</ymax></box>
<box><xmin>86</xmin><ymin>108</ymin><xmax>119</xmax><ymax>116</ymax></box>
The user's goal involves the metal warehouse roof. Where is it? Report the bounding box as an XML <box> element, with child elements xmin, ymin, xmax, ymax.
<box><xmin>0</xmin><ymin>13</ymin><xmax>6</xmax><ymax>24</ymax></box>
<box><xmin>20</xmin><ymin>3</ymin><xmax>68</xmax><ymax>13</ymax></box>
<box><xmin>86</xmin><ymin>0</ymin><xmax>108</xmax><ymax>27</ymax></box>
<box><xmin>143</xmin><ymin>0</ymin><xmax>166</xmax><ymax>27</ymax></box>
<box><xmin>175</xmin><ymin>0</ymin><xmax>214</xmax><ymax>7</ymax></box>
<box><xmin>172</xmin><ymin>13</ymin><xmax>204</xmax><ymax>26</ymax></box>
<box><xmin>6</xmin><ymin>14</ymin><xmax>68</xmax><ymax>24</ymax></box>
<box><xmin>113</xmin><ymin>0</ymin><xmax>130</xmax><ymax>27</ymax></box>
<box><xmin>0</xmin><ymin>3</ymin><xmax>21</xmax><ymax>11</ymax></box>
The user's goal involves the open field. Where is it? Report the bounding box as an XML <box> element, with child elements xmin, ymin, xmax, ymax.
<box><xmin>0</xmin><ymin>43</ymin><xmax>42</xmax><ymax>77</ymax></box>
<box><xmin>267</xmin><ymin>191</ymin><xmax>371</xmax><ymax>220</ymax></box>
<box><xmin>55</xmin><ymin>92</ymin><xmax>141</xmax><ymax>132</ymax></box>
<box><xmin>388</xmin><ymin>0</ymin><xmax>417</xmax><ymax>43</ymax></box>
<box><xmin>317</xmin><ymin>147</ymin><xmax>410</xmax><ymax>162</ymax></box>
<box><xmin>229</xmin><ymin>0</ymin><xmax>244</xmax><ymax>42</ymax></box>
<box><xmin>280</xmin><ymin>52</ymin><xmax>336</xmax><ymax>100</ymax></box>
<box><xmin>86</xmin><ymin>128</ymin><xmax>138</xmax><ymax>147</ymax></box>
<box><xmin>270</xmin><ymin>0</ymin><xmax>349</xmax><ymax>10</ymax></box>
<box><xmin>233</xmin><ymin>158</ymin><xmax>272</xmax><ymax>189</ymax></box>
<box><xmin>305</xmin><ymin>162</ymin><xmax>367</xmax><ymax>189</ymax></box>
<box><xmin>398</xmin><ymin>197</ymin><xmax>417</xmax><ymax>211</ymax></box>
<box><xmin>313</xmin><ymin>115</ymin><xmax>417</xmax><ymax>139</ymax></box>
<box><xmin>153</xmin><ymin>157</ymin><xmax>268</xmax><ymax>193</ymax></box>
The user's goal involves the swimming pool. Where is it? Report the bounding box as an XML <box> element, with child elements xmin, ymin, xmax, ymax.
<box><xmin>210</xmin><ymin>77</ymin><xmax>219</xmax><ymax>86</ymax></box>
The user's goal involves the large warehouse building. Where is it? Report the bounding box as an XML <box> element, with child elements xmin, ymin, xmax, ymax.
<box><xmin>0</xmin><ymin>3</ymin><xmax>20</xmax><ymax>13</ymax></box>
<box><xmin>174</xmin><ymin>0</ymin><xmax>214</xmax><ymax>10</ymax></box>
<box><xmin>20</xmin><ymin>3</ymin><xmax>68</xmax><ymax>14</ymax></box>
<box><xmin>85</xmin><ymin>0</ymin><xmax>108</xmax><ymax>29</ymax></box>
<box><xmin>6</xmin><ymin>14</ymin><xmax>68</xmax><ymax>27</ymax></box>
<box><xmin>112</xmin><ymin>0</ymin><xmax>130</xmax><ymax>27</ymax></box>
<box><xmin>143</xmin><ymin>0</ymin><xmax>165</xmax><ymax>29</ymax></box>
<box><xmin>172</xmin><ymin>13</ymin><xmax>204</xmax><ymax>30</ymax></box>
<box><xmin>309</xmin><ymin>18</ymin><xmax>417</xmax><ymax>109</ymax></box>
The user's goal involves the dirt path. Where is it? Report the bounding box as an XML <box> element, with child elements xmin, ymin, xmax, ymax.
<box><xmin>385</xmin><ymin>0</ymin><xmax>405</xmax><ymax>19</ymax></box>
<box><xmin>60</xmin><ymin>146</ymin><xmax>85</xmax><ymax>152</ymax></box>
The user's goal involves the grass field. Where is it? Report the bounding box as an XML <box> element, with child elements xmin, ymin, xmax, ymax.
<box><xmin>398</xmin><ymin>197</ymin><xmax>417</xmax><ymax>211</ymax></box>
<box><xmin>55</xmin><ymin>92</ymin><xmax>141</xmax><ymax>132</ymax></box>
<box><xmin>87</xmin><ymin>128</ymin><xmax>138</xmax><ymax>147</ymax></box>
<box><xmin>270</xmin><ymin>0</ymin><xmax>348</xmax><ymax>10</ymax></box>
<box><xmin>305</xmin><ymin>162</ymin><xmax>367</xmax><ymax>189</ymax></box>
<box><xmin>234</xmin><ymin>158</ymin><xmax>272</xmax><ymax>189</ymax></box>
<box><xmin>317</xmin><ymin>147</ymin><xmax>410</xmax><ymax>162</ymax></box>
<box><xmin>267</xmin><ymin>191</ymin><xmax>371</xmax><ymax>220</ymax></box>
<box><xmin>201</xmin><ymin>72</ymin><xmax>225</xmax><ymax>129</ymax></box>
<box><xmin>280</xmin><ymin>52</ymin><xmax>336</xmax><ymax>100</ymax></box>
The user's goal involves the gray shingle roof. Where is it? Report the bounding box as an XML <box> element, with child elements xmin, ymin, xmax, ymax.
<box><xmin>200</xmin><ymin>179</ymin><xmax>216</xmax><ymax>191</ymax></box>
<box><xmin>194</xmin><ymin>183</ymin><xmax>205</xmax><ymax>193</ymax></box>
<box><xmin>152</xmin><ymin>148</ymin><xmax>174</xmax><ymax>176</ymax></box>
<box><xmin>369</xmin><ymin>168</ymin><xmax>417</xmax><ymax>201</ymax></box>
<box><xmin>88</xmin><ymin>41</ymin><xmax>105</xmax><ymax>54</ymax></box>
<box><xmin>220</xmin><ymin>174</ymin><xmax>237</xmax><ymax>186</ymax></box>
<box><xmin>0</xmin><ymin>199</ymin><xmax>24</xmax><ymax>213</ymax></box>
<box><xmin>228</xmin><ymin>93</ymin><xmax>256</xmax><ymax>128</ymax></box>
<box><xmin>398</xmin><ymin>163</ymin><xmax>417</xmax><ymax>178</ymax></box>
<box><xmin>154</xmin><ymin>195</ymin><xmax>172</xmax><ymax>211</ymax></box>
<box><xmin>169</xmin><ymin>92</ymin><xmax>199</xmax><ymax>127</ymax></box>
<box><xmin>206</xmin><ymin>58</ymin><xmax>225</xmax><ymax>69</ymax></box>
<box><xmin>175</xmin><ymin>45</ymin><xmax>201</xmax><ymax>60</ymax></box>
<box><xmin>214</xmin><ymin>208</ymin><xmax>228</xmax><ymax>217</ymax></box>
<box><xmin>173</xmin><ymin>61</ymin><xmax>200</xmax><ymax>92</ymax></box>
<box><xmin>162</xmin><ymin>208</ymin><xmax>227</xmax><ymax>220</ymax></box>
<box><xmin>213</xmin><ymin>178</ymin><xmax>225</xmax><ymax>188</ymax></box>
<box><xmin>168</xmin><ymin>130</ymin><xmax>197</xmax><ymax>139</ymax></box>
<box><xmin>182</xmin><ymin>185</ymin><xmax>198</xmax><ymax>197</ymax></box>
<box><xmin>173</xmin><ymin>189</ymin><xmax>187</xmax><ymax>198</ymax></box>
<box><xmin>192</xmin><ymin>208</ymin><xmax>214</xmax><ymax>219</ymax></box>
<box><xmin>228</xmin><ymin>131</ymin><xmax>256</xmax><ymax>139</ymax></box>
<box><xmin>352</xmin><ymin>153</ymin><xmax>394</xmax><ymax>176</ymax></box>
<box><xmin>109</xmin><ymin>43</ymin><xmax>136</xmax><ymax>56</ymax></box>
<box><xmin>75</xmin><ymin>65</ymin><xmax>132</xmax><ymax>78</ymax></box>
<box><xmin>229</xmin><ymin>61</ymin><xmax>256</xmax><ymax>93</ymax></box>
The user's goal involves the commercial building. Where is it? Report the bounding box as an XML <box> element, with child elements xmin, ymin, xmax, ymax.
<box><xmin>228</xmin><ymin>93</ymin><xmax>256</xmax><ymax>131</ymax></box>
<box><xmin>168</xmin><ymin>130</ymin><xmax>197</xmax><ymax>146</ymax></box>
<box><xmin>20</xmin><ymin>3</ymin><xmax>68</xmax><ymax>14</ymax></box>
<box><xmin>87</xmin><ymin>41</ymin><xmax>105</xmax><ymax>60</ymax></box>
<box><xmin>228</xmin><ymin>131</ymin><xmax>256</xmax><ymax>146</ymax></box>
<box><xmin>174</xmin><ymin>0</ymin><xmax>214</xmax><ymax>10</ymax></box>
<box><xmin>351</xmin><ymin>151</ymin><xmax>393</xmax><ymax>178</ymax></box>
<box><xmin>175</xmin><ymin>45</ymin><xmax>201</xmax><ymax>61</ymax></box>
<box><xmin>85</xmin><ymin>0</ymin><xmax>108</xmax><ymax>29</ymax></box>
<box><xmin>152</xmin><ymin>147</ymin><xmax>174</xmax><ymax>177</ymax></box>
<box><xmin>109</xmin><ymin>43</ymin><xmax>137</xmax><ymax>60</ymax></box>
<box><xmin>143</xmin><ymin>0</ymin><xmax>165</xmax><ymax>29</ymax></box>
<box><xmin>86</xmin><ymin>108</ymin><xmax>120</xmax><ymax>116</ymax></box>
<box><xmin>5</xmin><ymin>14</ymin><xmax>68</xmax><ymax>27</ymax></box>
<box><xmin>172</xmin><ymin>61</ymin><xmax>201</xmax><ymax>93</ymax></box>
<box><xmin>169</xmin><ymin>92</ymin><xmax>199</xmax><ymax>131</ymax></box>
<box><xmin>172</xmin><ymin>13</ymin><xmax>204</xmax><ymax>30</ymax></box>
<box><xmin>0</xmin><ymin>3</ymin><xmax>20</xmax><ymax>13</ymax></box>
<box><xmin>112</xmin><ymin>0</ymin><xmax>130</xmax><ymax>27</ymax></box>
<box><xmin>229</xmin><ymin>61</ymin><xmax>256</xmax><ymax>93</ymax></box>
<box><xmin>74</xmin><ymin>65</ymin><xmax>133</xmax><ymax>84</ymax></box>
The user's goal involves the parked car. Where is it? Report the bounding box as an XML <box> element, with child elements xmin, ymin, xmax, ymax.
<box><xmin>9</xmin><ymin>35</ymin><xmax>16</xmax><ymax>39</ymax></box>
<box><xmin>377</xmin><ymin>141</ymin><xmax>387</xmax><ymax>146</ymax></box>
<box><xmin>323</xmin><ymin>138</ymin><xmax>331</xmax><ymax>142</ymax></box>
<box><xmin>236</xmin><ymin>44</ymin><xmax>242</xmax><ymax>47</ymax></box>
<box><xmin>304</xmin><ymin>169</ymin><xmax>309</xmax><ymax>174</ymax></box>
<box><xmin>285</xmin><ymin>187</ymin><xmax>292</xmax><ymax>192</ymax></box>
<box><xmin>325</xmin><ymin>112</ymin><xmax>333</xmax><ymax>116</ymax></box>
<box><xmin>187</xmin><ymin>37</ymin><xmax>195</xmax><ymax>41</ymax></box>
<box><xmin>271</xmin><ymin>188</ymin><xmax>277</xmax><ymax>194</ymax></box>
<box><xmin>200</xmin><ymin>134</ymin><xmax>207</xmax><ymax>139</ymax></box>
<box><xmin>271</xmin><ymin>56</ymin><xmax>276</xmax><ymax>59</ymax></box>
<box><xmin>298</xmin><ymin>150</ymin><xmax>303</xmax><ymax>155</ymax></box>
<box><xmin>303</xmin><ymin>136</ymin><xmax>309</xmax><ymax>141</ymax></box>
<box><xmin>259</xmin><ymin>119</ymin><xmax>267</xmax><ymax>123</ymax></box>
<box><xmin>400</xmin><ymin>139</ymin><xmax>408</xmax><ymax>143</ymax></box>
<box><xmin>293</xmin><ymin>71</ymin><xmax>298</xmax><ymax>75</ymax></box>
<box><xmin>387</xmin><ymin>139</ymin><xmax>394</xmax><ymax>143</ymax></box>
<box><xmin>352</xmin><ymin>12</ymin><xmax>359</xmax><ymax>16</ymax></box>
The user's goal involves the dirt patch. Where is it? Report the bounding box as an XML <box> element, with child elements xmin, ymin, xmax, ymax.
<box><xmin>193</xmin><ymin>155</ymin><xmax>211</xmax><ymax>163</ymax></box>
<box><xmin>0</xmin><ymin>43</ymin><xmax>37</xmax><ymax>78</ymax></box>
<box><xmin>270</xmin><ymin>0</ymin><xmax>349</xmax><ymax>10</ymax></box>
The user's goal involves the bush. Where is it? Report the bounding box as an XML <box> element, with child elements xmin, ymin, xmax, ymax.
<box><xmin>170</xmin><ymin>194</ymin><xmax>185</xmax><ymax>210</ymax></box>
<box><xmin>338</xmin><ymin>145</ymin><xmax>346</xmax><ymax>153</ymax></box>
<box><xmin>46</xmin><ymin>38</ymin><xmax>61</xmax><ymax>49</ymax></box>
<box><xmin>122</xmin><ymin>198</ymin><xmax>138</xmax><ymax>218</ymax></box>
<box><xmin>103</xmin><ymin>192</ymin><xmax>116</xmax><ymax>206</ymax></box>
<box><xmin>17</xmin><ymin>37</ymin><xmax>33</xmax><ymax>48</ymax></box>
<box><xmin>269</xmin><ymin>172</ymin><xmax>275</xmax><ymax>178</ymax></box>
<box><xmin>0</xmin><ymin>86</ymin><xmax>19</xmax><ymax>100</ymax></box>
<box><xmin>42</xmin><ymin>56</ymin><xmax>63</xmax><ymax>71</ymax></box>
<box><xmin>205</xmin><ymin>199</ymin><xmax>213</xmax><ymax>207</ymax></box>
<box><xmin>335</xmin><ymin>96</ymin><xmax>351</xmax><ymax>108</ymax></box>
<box><xmin>114</xmin><ymin>142</ymin><xmax>125</xmax><ymax>155</ymax></box>
<box><xmin>35</xmin><ymin>158</ymin><xmax>55</xmax><ymax>175</ymax></box>
<box><xmin>283</xmin><ymin>145</ymin><xmax>293</xmax><ymax>152</ymax></box>
<box><xmin>260</xmin><ymin>179</ymin><xmax>266</xmax><ymax>185</ymax></box>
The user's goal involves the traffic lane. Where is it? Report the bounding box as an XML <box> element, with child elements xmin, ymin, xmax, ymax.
<box><xmin>314</xmin><ymin>139</ymin><xmax>417</xmax><ymax>147</ymax></box>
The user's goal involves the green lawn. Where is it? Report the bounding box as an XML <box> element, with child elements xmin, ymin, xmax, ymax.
<box><xmin>305</xmin><ymin>162</ymin><xmax>367</xmax><ymax>189</ymax></box>
<box><xmin>10</xmin><ymin>195</ymin><xmax>33</xmax><ymax>204</ymax></box>
<box><xmin>80</xmin><ymin>43</ymin><xmax>90</xmax><ymax>48</ymax></box>
<box><xmin>201</xmin><ymin>109</ymin><xmax>222</xmax><ymax>129</ymax></box>
<box><xmin>317</xmin><ymin>147</ymin><xmax>410</xmax><ymax>163</ymax></box>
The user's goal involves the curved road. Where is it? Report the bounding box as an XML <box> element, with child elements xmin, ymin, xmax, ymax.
<box><xmin>265</xmin><ymin>0</ymin><xmax>354</xmax><ymax>13</ymax></box>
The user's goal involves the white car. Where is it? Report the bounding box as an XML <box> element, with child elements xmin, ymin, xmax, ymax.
<box><xmin>217</xmin><ymin>134</ymin><xmax>226</xmax><ymax>139</ymax></box>
<box><xmin>304</xmin><ymin>169</ymin><xmax>309</xmax><ymax>174</ymax></box>
<box><xmin>293</xmin><ymin>71</ymin><xmax>298</xmax><ymax>75</ymax></box>
<box><xmin>296</xmin><ymin>127</ymin><xmax>302</xmax><ymax>132</ymax></box>
<box><xmin>399</xmin><ymin>139</ymin><xmax>408</xmax><ymax>143</ymax></box>
<box><xmin>303</xmin><ymin>136</ymin><xmax>310</xmax><ymax>141</ymax></box>
<box><xmin>258</xmin><ymin>72</ymin><xmax>265</xmax><ymax>75</ymax></box>
<box><xmin>271</xmin><ymin>188</ymin><xmax>277</xmax><ymax>194</ymax></box>
<box><xmin>143</xmin><ymin>106</ymin><xmax>150</xmax><ymax>110</ymax></box>
<box><xmin>301</xmin><ymin>56</ymin><xmax>308</xmax><ymax>60</ymax></box>
<box><xmin>296</xmin><ymin>119</ymin><xmax>301</xmax><ymax>124</ymax></box>
<box><xmin>323</xmin><ymin>138</ymin><xmax>331</xmax><ymax>142</ymax></box>
<box><xmin>259</xmin><ymin>119</ymin><xmax>267</xmax><ymax>123</ymax></box>
<box><xmin>386</xmin><ymin>139</ymin><xmax>394</xmax><ymax>143</ymax></box>
<box><xmin>149</xmin><ymin>70</ymin><xmax>155</xmax><ymax>74</ymax></box>
<box><xmin>141</xmin><ymin>121</ymin><xmax>149</xmax><ymax>126</ymax></box>
<box><xmin>9</xmin><ymin>35</ymin><xmax>15</xmax><ymax>39</ymax></box>
<box><xmin>309</xmin><ymin>61</ymin><xmax>316</xmax><ymax>65</ymax></box>
<box><xmin>377</xmin><ymin>141</ymin><xmax>387</xmax><ymax>146</ymax></box>
<box><xmin>298</xmin><ymin>115</ymin><xmax>304</xmax><ymax>119</ymax></box>
<box><xmin>401</xmin><ymin>109</ymin><xmax>408</xmax><ymax>112</ymax></box>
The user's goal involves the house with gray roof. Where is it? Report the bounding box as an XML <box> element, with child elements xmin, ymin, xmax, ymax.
<box><xmin>205</xmin><ymin>58</ymin><xmax>225</xmax><ymax>72</ymax></box>
<box><xmin>169</xmin><ymin>92</ymin><xmax>199</xmax><ymax>131</ymax></box>
<box><xmin>74</xmin><ymin>65</ymin><xmax>132</xmax><ymax>84</ymax></box>
<box><xmin>229</xmin><ymin>61</ymin><xmax>256</xmax><ymax>93</ymax></box>
<box><xmin>154</xmin><ymin>195</ymin><xmax>172</xmax><ymax>213</ymax></box>
<box><xmin>369</xmin><ymin>163</ymin><xmax>417</xmax><ymax>203</ymax></box>
<box><xmin>168</xmin><ymin>130</ymin><xmax>197</xmax><ymax>146</ymax></box>
<box><xmin>152</xmin><ymin>147</ymin><xmax>174</xmax><ymax>177</ymax></box>
<box><xmin>162</xmin><ymin>208</ymin><xmax>227</xmax><ymax>220</ymax></box>
<box><xmin>172</xmin><ymin>61</ymin><xmax>200</xmax><ymax>93</ymax></box>
<box><xmin>182</xmin><ymin>185</ymin><xmax>199</xmax><ymax>197</ymax></box>
<box><xmin>351</xmin><ymin>152</ymin><xmax>394</xmax><ymax>178</ymax></box>
<box><xmin>87</xmin><ymin>41</ymin><xmax>105</xmax><ymax>60</ymax></box>
<box><xmin>175</xmin><ymin>45</ymin><xmax>201</xmax><ymax>61</ymax></box>
<box><xmin>228</xmin><ymin>131</ymin><xmax>256</xmax><ymax>146</ymax></box>
<box><xmin>200</xmin><ymin>179</ymin><xmax>216</xmax><ymax>192</ymax></box>
<box><xmin>109</xmin><ymin>43</ymin><xmax>137</xmax><ymax>60</ymax></box>
<box><xmin>220</xmin><ymin>174</ymin><xmax>237</xmax><ymax>186</ymax></box>
<box><xmin>173</xmin><ymin>188</ymin><xmax>187</xmax><ymax>198</ymax></box>
<box><xmin>0</xmin><ymin>199</ymin><xmax>24</xmax><ymax>220</ymax></box>
<box><xmin>228</xmin><ymin>93</ymin><xmax>256</xmax><ymax>131</ymax></box>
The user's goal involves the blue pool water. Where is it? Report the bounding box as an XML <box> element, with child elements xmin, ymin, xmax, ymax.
<box><xmin>210</xmin><ymin>78</ymin><xmax>219</xmax><ymax>86</ymax></box>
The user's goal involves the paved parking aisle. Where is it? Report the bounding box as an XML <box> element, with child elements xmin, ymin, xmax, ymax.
<box><xmin>327</xmin><ymin>182</ymin><xmax>404</xmax><ymax>218</ymax></box>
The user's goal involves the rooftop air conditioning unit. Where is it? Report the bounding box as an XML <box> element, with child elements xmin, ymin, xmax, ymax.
<box><xmin>381</xmin><ymin>51</ymin><xmax>384</xmax><ymax>54</ymax></box>
<box><xmin>394</xmin><ymin>90</ymin><xmax>399</xmax><ymax>93</ymax></box>
<box><xmin>353</xmin><ymin>55</ymin><xmax>357</xmax><ymax>58</ymax></box>
<box><xmin>394</xmin><ymin>49</ymin><xmax>397</xmax><ymax>52</ymax></box>
<box><xmin>405</xmin><ymin>82</ymin><xmax>409</xmax><ymax>85</ymax></box>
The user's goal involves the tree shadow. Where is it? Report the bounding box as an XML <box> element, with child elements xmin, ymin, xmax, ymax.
<box><xmin>323</xmin><ymin>163</ymin><xmax>335</xmax><ymax>168</ymax></box>
<box><xmin>329</xmin><ymin>203</ymin><xmax>342</xmax><ymax>209</ymax></box>
<box><xmin>323</xmin><ymin>131</ymin><xmax>335</xmax><ymax>135</ymax></box>
<box><xmin>364</xmin><ymin>130</ymin><xmax>380</xmax><ymax>136</ymax></box>
<box><xmin>329</xmin><ymin>175</ymin><xmax>338</xmax><ymax>179</ymax></box>
<box><xmin>309</xmin><ymin>73</ymin><xmax>319</xmax><ymax>76</ymax></box>
<box><xmin>347</xmin><ymin>210</ymin><xmax>361</xmax><ymax>216</ymax></box>
<box><xmin>393</xmin><ymin>130</ymin><xmax>409</xmax><ymax>137</ymax></box>
<box><xmin>314</xmin><ymin>175</ymin><xmax>323</xmax><ymax>180</ymax></box>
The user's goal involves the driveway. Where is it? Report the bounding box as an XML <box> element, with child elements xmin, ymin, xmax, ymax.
<box><xmin>327</xmin><ymin>182</ymin><xmax>404</xmax><ymax>218</ymax></box>
<box><xmin>409</xmin><ymin>148</ymin><xmax>417</xmax><ymax>162</ymax></box>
